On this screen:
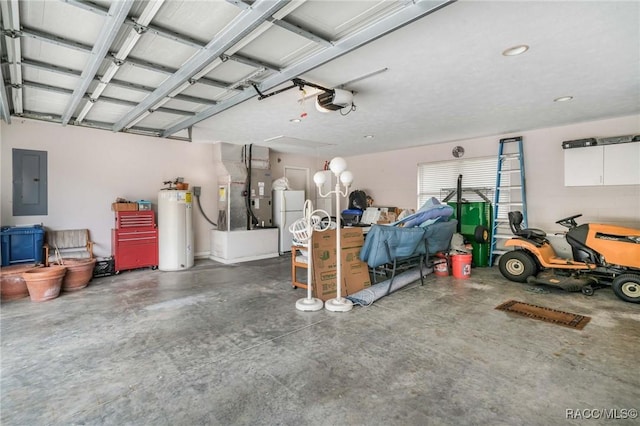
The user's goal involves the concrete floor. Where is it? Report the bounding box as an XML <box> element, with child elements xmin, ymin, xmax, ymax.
<box><xmin>1</xmin><ymin>256</ymin><xmax>638</xmax><ymax>425</ymax></box>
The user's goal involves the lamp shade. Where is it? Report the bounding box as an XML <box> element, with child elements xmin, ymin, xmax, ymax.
<box><xmin>313</xmin><ymin>171</ymin><xmax>326</xmax><ymax>186</ymax></box>
<box><xmin>329</xmin><ymin>157</ymin><xmax>347</xmax><ymax>174</ymax></box>
<box><xmin>340</xmin><ymin>170</ymin><xmax>353</xmax><ymax>185</ymax></box>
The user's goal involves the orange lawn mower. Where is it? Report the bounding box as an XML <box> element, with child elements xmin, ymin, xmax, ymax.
<box><xmin>498</xmin><ymin>212</ymin><xmax>640</xmax><ymax>303</ymax></box>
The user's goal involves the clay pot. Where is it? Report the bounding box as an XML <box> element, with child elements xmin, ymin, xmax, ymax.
<box><xmin>56</xmin><ymin>258</ymin><xmax>96</xmax><ymax>291</ymax></box>
<box><xmin>1</xmin><ymin>264</ymin><xmax>42</xmax><ymax>301</ymax></box>
<box><xmin>22</xmin><ymin>265</ymin><xmax>67</xmax><ymax>302</ymax></box>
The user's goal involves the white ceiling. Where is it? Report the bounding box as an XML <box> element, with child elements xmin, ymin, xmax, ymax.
<box><xmin>1</xmin><ymin>1</ymin><xmax>639</xmax><ymax>157</ymax></box>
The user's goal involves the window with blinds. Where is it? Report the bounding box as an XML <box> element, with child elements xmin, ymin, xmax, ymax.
<box><xmin>417</xmin><ymin>156</ymin><xmax>506</xmax><ymax>208</ymax></box>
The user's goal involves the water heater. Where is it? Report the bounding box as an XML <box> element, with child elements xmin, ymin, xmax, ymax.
<box><xmin>158</xmin><ymin>190</ymin><xmax>194</xmax><ymax>271</ymax></box>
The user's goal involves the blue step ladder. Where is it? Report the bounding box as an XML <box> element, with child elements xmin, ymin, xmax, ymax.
<box><xmin>489</xmin><ymin>136</ymin><xmax>527</xmax><ymax>264</ymax></box>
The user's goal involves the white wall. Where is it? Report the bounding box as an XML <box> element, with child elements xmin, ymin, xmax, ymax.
<box><xmin>3</xmin><ymin>115</ymin><xmax>638</xmax><ymax>261</ymax></box>
<box><xmin>344</xmin><ymin>115</ymin><xmax>640</xmax><ymax>230</ymax></box>
<box><xmin>269</xmin><ymin>152</ymin><xmax>353</xmax><ymax>214</ymax></box>
<box><xmin>1</xmin><ymin>119</ymin><xmax>218</xmax><ymax>258</ymax></box>
<box><xmin>269</xmin><ymin>151</ymin><xmax>320</xmax><ymax>202</ymax></box>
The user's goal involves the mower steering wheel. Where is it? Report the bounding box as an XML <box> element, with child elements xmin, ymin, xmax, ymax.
<box><xmin>556</xmin><ymin>213</ymin><xmax>582</xmax><ymax>229</ymax></box>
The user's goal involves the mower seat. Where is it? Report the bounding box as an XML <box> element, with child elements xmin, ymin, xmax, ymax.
<box><xmin>508</xmin><ymin>211</ymin><xmax>547</xmax><ymax>244</ymax></box>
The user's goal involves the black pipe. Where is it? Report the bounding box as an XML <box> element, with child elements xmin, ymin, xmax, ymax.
<box><xmin>244</xmin><ymin>144</ymin><xmax>259</xmax><ymax>230</ymax></box>
<box><xmin>456</xmin><ymin>174</ymin><xmax>462</xmax><ymax>233</ymax></box>
<box><xmin>195</xmin><ymin>194</ymin><xmax>217</xmax><ymax>227</ymax></box>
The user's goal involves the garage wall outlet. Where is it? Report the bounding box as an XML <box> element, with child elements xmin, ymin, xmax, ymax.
<box><xmin>193</xmin><ymin>186</ymin><xmax>201</xmax><ymax>196</ymax></box>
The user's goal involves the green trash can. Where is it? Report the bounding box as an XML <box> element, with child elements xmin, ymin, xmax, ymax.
<box><xmin>447</xmin><ymin>202</ymin><xmax>492</xmax><ymax>267</ymax></box>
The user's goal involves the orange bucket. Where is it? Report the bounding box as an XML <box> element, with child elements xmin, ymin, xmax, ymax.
<box><xmin>451</xmin><ymin>254</ymin><xmax>472</xmax><ymax>279</ymax></box>
<box><xmin>433</xmin><ymin>259</ymin><xmax>449</xmax><ymax>277</ymax></box>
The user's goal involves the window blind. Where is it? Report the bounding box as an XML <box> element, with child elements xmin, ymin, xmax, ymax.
<box><xmin>417</xmin><ymin>156</ymin><xmax>505</xmax><ymax>208</ymax></box>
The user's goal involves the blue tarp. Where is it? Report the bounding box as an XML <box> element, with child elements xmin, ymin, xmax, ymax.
<box><xmin>392</xmin><ymin>197</ymin><xmax>454</xmax><ymax>228</ymax></box>
<box><xmin>358</xmin><ymin>198</ymin><xmax>456</xmax><ymax>268</ymax></box>
<box><xmin>359</xmin><ymin>220</ymin><xmax>457</xmax><ymax>268</ymax></box>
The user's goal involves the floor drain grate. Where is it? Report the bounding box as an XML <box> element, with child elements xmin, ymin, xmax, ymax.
<box><xmin>495</xmin><ymin>300</ymin><xmax>591</xmax><ymax>330</ymax></box>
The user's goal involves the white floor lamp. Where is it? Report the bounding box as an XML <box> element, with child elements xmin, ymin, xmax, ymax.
<box><xmin>289</xmin><ymin>200</ymin><xmax>330</xmax><ymax>312</ymax></box>
<box><xmin>313</xmin><ymin>157</ymin><xmax>354</xmax><ymax>312</ymax></box>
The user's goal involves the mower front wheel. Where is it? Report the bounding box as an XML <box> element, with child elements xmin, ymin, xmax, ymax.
<box><xmin>612</xmin><ymin>274</ymin><xmax>640</xmax><ymax>303</ymax></box>
<box><xmin>581</xmin><ymin>285</ymin><xmax>594</xmax><ymax>296</ymax></box>
<box><xmin>498</xmin><ymin>250</ymin><xmax>538</xmax><ymax>283</ymax></box>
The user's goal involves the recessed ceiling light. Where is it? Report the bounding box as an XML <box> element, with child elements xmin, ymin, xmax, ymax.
<box><xmin>289</xmin><ymin>118</ymin><xmax>301</xmax><ymax>123</ymax></box>
<box><xmin>363</xmin><ymin>135</ymin><xmax>374</xmax><ymax>139</ymax></box>
<box><xmin>554</xmin><ymin>96</ymin><xmax>574</xmax><ymax>102</ymax></box>
<box><xmin>502</xmin><ymin>45</ymin><xmax>529</xmax><ymax>56</ymax></box>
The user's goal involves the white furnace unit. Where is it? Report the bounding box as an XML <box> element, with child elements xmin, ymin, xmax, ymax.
<box><xmin>158</xmin><ymin>190</ymin><xmax>194</xmax><ymax>271</ymax></box>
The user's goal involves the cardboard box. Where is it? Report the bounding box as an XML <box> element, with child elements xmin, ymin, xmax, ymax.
<box><xmin>314</xmin><ymin>268</ymin><xmax>345</xmax><ymax>301</ymax></box>
<box><xmin>111</xmin><ymin>202</ymin><xmax>138</xmax><ymax>211</ymax></box>
<box><xmin>341</xmin><ymin>246</ymin><xmax>371</xmax><ymax>295</ymax></box>
<box><xmin>376</xmin><ymin>211</ymin><xmax>397</xmax><ymax>224</ymax></box>
<box><xmin>311</xmin><ymin>228</ymin><xmax>371</xmax><ymax>301</ymax></box>
<box><xmin>341</xmin><ymin>227</ymin><xmax>365</xmax><ymax>248</ymax></box>
<box><xmin>312</xmin><ymin>226</ymin><xmax>364</xmax><ymax>252</ymax></box>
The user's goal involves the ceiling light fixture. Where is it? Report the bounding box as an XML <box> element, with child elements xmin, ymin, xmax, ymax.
<box><xmin>554</xmin><ymin>96</ymin><xmax>574</xmax><ymax>102</ymax></box>
<box><xmin>502</xmin><ymin>44</ymin><xmax>529</xmax><ymax>56</ymax></box>
<box><xmin>363</xmin><ymin>135</ymin><xmax>374</xmax><ymax>139</ymax></box>
<box><xmin>290</xmin><ymin>118</ymin><xmax>301</xmax><ymax>123</ymax></box>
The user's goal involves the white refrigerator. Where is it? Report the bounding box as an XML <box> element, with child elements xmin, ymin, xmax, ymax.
<box><xmin>273</xmin><ymin>189</ymin><xmax>305</xmax><ymax>253</ymax></box>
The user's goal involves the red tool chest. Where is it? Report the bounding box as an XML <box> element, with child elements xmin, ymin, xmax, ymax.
<box><xmin>112</xmin><ymin>211</ymin><xmax>158</xmax><ymax>272</ymax></box>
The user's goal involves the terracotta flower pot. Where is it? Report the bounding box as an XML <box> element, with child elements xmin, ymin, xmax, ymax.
<box><xmin>1</xmin><ymin>264</ymin><xmax>42</xmax><ymax>301</ymax></box>
<box><xmin>22</xmin><ymin>265</ymin><xmax>67</xmax><ymax>302</ymax></box>
<box><xmin>56</xmin><ymin>258</ymin><xmax>96</xmax><ymax>291</ymax></box>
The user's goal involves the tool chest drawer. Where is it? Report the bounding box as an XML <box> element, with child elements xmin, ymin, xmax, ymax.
<box><xmin>111</xmin><ymin>227</ymin><xmax>158</xmax><ymax>272</ymax></box>
<box><xmin>115</xmin><ymin>211</ymin><xmax>156</xmax><ymax>229</ymax></box>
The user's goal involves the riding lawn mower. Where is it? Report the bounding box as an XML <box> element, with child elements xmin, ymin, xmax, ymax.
<box><xmin>498</xmin><ymin>212</ymin><xmax>640</xmax><ymax>303</ymax></box>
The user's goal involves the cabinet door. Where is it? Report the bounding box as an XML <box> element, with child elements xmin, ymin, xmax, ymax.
<box><xmin>564</xmin><ymin>146</ymin><xmax>603</xmax><ymax>186</ymax></box>
<box><xmin>603</xmin><ymin>142</ymin><xmax>640</xmax><ymax>185</ymax></box>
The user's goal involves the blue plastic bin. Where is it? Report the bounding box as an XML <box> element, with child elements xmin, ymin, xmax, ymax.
<box><xmin>0</xmin><ymin>225</ymin><xmax>45</xmax><ymax>266</ymax></box>
<box><xmin>342</xmin><ymin>209</ymin><xmax>363</xmax><ymax>225</ymax></box>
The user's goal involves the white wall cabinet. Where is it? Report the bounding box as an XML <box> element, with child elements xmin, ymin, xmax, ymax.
<box><xmin>564</xmin><ymin>142</ymin><xmax>640</xmax><ymax>186</ymax></box>
<box><xmin>602</xmin><ymin>142</ymin><xmax>640</xmax><ymax>185</ymax></box>
<box><xmin>564</xmin><ymin>145</ymin><xmax>604</xmax><ymax>186</ymax></box>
